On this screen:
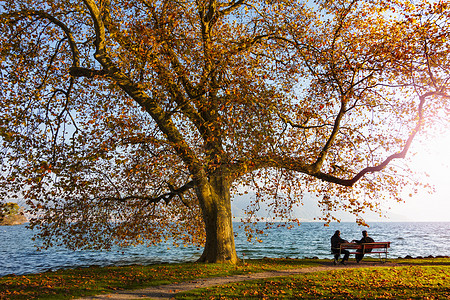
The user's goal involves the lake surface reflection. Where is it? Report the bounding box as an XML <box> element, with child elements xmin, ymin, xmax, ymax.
<box><xmin>1</xmin><ymin>222</ymin><xmax>449</xmax><ymax>276</ymax></box>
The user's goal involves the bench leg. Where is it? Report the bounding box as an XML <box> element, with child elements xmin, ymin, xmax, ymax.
<box><xmin>377</xmin><ymin>251</ymin><xmax>388</xmax><ymax>263</ymax></box>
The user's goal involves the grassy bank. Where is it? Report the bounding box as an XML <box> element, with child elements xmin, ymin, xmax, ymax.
<box><xmin>0</xmin><ymin>258</ymin><xmax>449</xmax><ymax>299</ymax></box>
<box><xmin>0</xmin><ymin>258</ymin><xmax>318</xmax><ymax>300</ymax></box>
<box><xmin>177</xmin><ymin>264</ymin><xmax>450</xmax><ymax>299</ymax></box>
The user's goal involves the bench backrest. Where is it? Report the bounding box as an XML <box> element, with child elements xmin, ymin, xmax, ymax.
<box><xmin>339</xmin><ymin>242</ymin><xmax>390</xmax><ymax>250</ymax></box>
<box><xmin>363</xmin><ymin>242</ymin><xmax>390</xmax><ymax>250</ymax></box>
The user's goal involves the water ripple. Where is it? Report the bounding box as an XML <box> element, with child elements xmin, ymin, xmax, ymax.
<box><xmin>1</xmin><ymin>222</ymin><xmax>449</xmax><ymax>276</ymax></box>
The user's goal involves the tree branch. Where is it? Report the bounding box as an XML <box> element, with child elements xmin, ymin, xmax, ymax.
<box><xmin>1</xmin><ymin>10</ymin><xmax>80</xmax><ymax>67</ymax></box>
<box><xmin>314</xmin><ymin>91</ymin><xmax>443</xmax><ymax>186</ymax></box>
<box><xmin>102</xmin><ymin>181</ymin><xmax>195</xmax><ymax>207</ymax></box>
<box><xmin>69</xmin><ymin>66</ymin><xmax>107</xmax><ymax>78</ymax></box>
<box><xmin>81</xmin><ymin>0</ymin><xmax>204</xmax><ymax>178</ymax></box>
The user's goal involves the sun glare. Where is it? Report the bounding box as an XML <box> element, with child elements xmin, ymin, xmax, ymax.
<box><xmin>391</xmin><ymin>129</ymin><xmax>450</xmax><ymax>222</ymax></box>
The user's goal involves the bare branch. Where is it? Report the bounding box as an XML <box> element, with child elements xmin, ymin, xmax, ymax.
<box><xmin>102</xmin><ymin>181</ymin><xmax>195</xmax><ymax>207</ymax></box>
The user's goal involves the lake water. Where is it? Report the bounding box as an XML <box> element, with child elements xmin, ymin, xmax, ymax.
<box><xmin>1</xmin><ymin>222</ymin><xmax>449</xmax><ymax>277</ymax></box>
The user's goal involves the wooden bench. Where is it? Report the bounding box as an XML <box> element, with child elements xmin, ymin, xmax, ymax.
<box><xmin>334</xmin><ymin>242</ymin><xmax>391</xmax><ymax>263</ymax></box>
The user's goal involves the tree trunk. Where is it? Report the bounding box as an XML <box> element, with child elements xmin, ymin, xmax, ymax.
<box><xmin>196</xmin><ymin>174</ymin><xmax>239</xmax><ymax>264</ymax></box>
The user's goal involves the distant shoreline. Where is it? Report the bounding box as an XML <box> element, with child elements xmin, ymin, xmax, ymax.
<box><xmin>0</xmin><ymin>214</ymin><xmax>27</xmax><ymax>226</ymax></box>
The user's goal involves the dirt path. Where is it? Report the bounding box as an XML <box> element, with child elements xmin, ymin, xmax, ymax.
<box><xmin>76</xmin><ymin>261</ymin><xmax>399</xmax><ymax>300</ymax></box>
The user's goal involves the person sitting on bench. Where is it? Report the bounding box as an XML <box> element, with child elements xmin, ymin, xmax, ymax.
<box><xmin>352</xmin><ymin>230</ymin><xmax>375</xmax><ymax>263</ymax></box>
<box><xmin>331</xmin><ymin>230</ymin><xmax>350</xmax><ymax>265</ymax></box>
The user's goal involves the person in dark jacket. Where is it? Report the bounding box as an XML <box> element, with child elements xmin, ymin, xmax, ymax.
<box><xmin>331</xmin><ymin>230</ymin><xmax>350</xmax><ymax>265</ymax></box>
<box><xmin>352</xmin><ymin>230</ymin><xmax>375</xmax><ymax>263</ymax></box>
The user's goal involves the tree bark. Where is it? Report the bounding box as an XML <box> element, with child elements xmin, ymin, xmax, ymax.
<box><xmin>196</xmin><ymin>173</ymin><xmax>239</xmax><ymax>264</ymax></box>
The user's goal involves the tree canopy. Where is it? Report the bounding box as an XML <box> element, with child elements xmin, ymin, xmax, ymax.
<box><xmin>0</xmin><ymin>0</ymin><xmax>449</xmax><ymax>263</ymax></box>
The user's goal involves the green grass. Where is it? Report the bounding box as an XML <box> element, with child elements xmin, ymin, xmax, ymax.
<box><xmin>1</xmin><ymin>258</ymin><xmax>449</xmax><ymax>300</ymax></box>
<box><xmin>394</xmin><ymin>257</ymin><xmax>450</xmax><ymax>265</ymax></box>
<box><xmin>176</xmin><ymin>265</ymin><xmax>450</xmax><ymax>299</ymax></box>
<box><xmin>0</xmin><ymin>258</ymin><xmax>319</xmax><ymax>300</ymax></box>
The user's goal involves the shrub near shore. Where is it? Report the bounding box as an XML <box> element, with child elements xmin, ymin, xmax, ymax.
<box><xmin>0</xmin><ymin>203</ymin><xmax>27</xmax><ymax>226</ymax></box>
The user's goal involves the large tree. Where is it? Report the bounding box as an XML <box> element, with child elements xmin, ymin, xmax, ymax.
<box><xmin>0</xmin><ymin>0</ymin><xmax>449</xmax><ymax>263</ymax></box>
